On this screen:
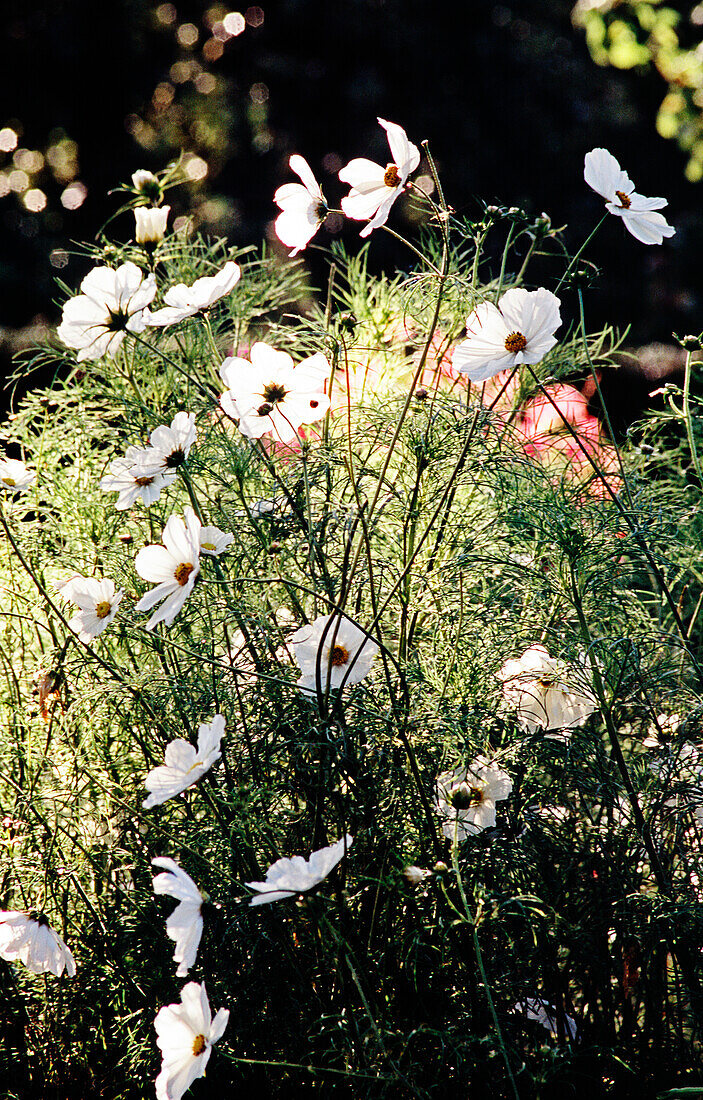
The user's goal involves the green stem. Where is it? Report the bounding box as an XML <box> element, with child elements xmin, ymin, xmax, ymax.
<box><xmin>451</xmin><ymin>843</ymin><xmax>521</xmax><ymax>1100</ymax></box>
<box><xmin>555</xmin><ymin>213</ymin><xmax>608</xmax><ymax>293</ymax></box>
<box><xmin>682</xmin><ymin>349</ymin><xmax>703</xmax><ymax>487</ymax></box>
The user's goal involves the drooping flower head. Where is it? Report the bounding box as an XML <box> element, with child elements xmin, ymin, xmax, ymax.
<box><xmin>198</xmin><ymin>525</ymin><xmax>234</xmax><ymax>556</ymax></box>
<box><xmin>498</xmin><ymin>644</ymin><xmax>597</xmax><ymax>735</ymax></box>
<box><xmin>154</xmin><ymin>981</ymin><xmax>229</xmax><ymax>1100</ymax></box>
<box><xmin>514</xmin><ymin>997</ymin><xmax>577</xmax><ymax>1041</ymax></box>
<box><xmin>143</xmin><ymin>714</ymin><xmax>225</xmax><ymax>809</ymax></box>
<box><xmin>436</xmin><ymin>758</ymin><xmax>513</xmax><ymax>842</ymax></box>
<box><xmin>146</xmin><ymin>261</ymin><xmax>241</xmax><ymax>327</ymax></box>
<box><xmin>219</xmin><ymin>342</ymin><xmax>330</xmax><ymax>444</ymax></box>
<box><xmin>584</xmin><ymin>148</ymin><xmax>675</xmax><ymax>245</ymax></box>
<box><xmin>339</xmin><ymin>118</ymin><xmax>420</xmax><ymax>237</ymax></box>
<box><xmin>131</xmin><ymin>412</ymin><xmax>198</xmax><ymax>478</ymax></box>
<box><xmin>245</xmin><ymin>835</ymin><xmax>353</xmax><ymax>905</ymax></box>
<box><xmin>152</xmin><ymin>858</ymin><xmax>205</xmax><ymax>977</ymax></box>
<box><xmin>0</xmin><ymin>457</ymin><xmax>35</xmax><ymax>492</ymax></box>
<box><xmin>134</xmin><ymin>507</ymin><xmax>201</xmax><ymax>630</ymax></box>
<box><xmin>0</xmin><ymin>910</ymin><xmax>76</xmax><ymax>977</ymax></box>
<box><xmin>452</xmin><ymin>287</ymin><xmax>561</xmax><ymax>383</ymax></box>
<box><xmin>100</xmin><ymin>446</ymin><xmax>177</xmax><ymax>511</ymax></box>
<box><xmin>58</xmin><ymin>575</ymin><xmax>123</xmax><ymax>642</ymax></box>
<box><xmin>290</xmin><ymin>612</ymin><xmax>380</xmax><ymax>695</ymax></box>
<box><xmin>57</xmin><ymin>262</ymin><xmax>156</xmax><ymax>361</ymax></box>
<box><xmin>134</xmin><ymin>205</ymin><xmax>170</xmax><ymax>245</ymax></box>
<box><xmin>274</xmin><ymin>155</ymin><xmax>328</xmax><ymax>256</ymax></box>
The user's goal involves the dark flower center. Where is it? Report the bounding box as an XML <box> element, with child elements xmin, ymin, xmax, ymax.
<box><xmin>175</xmin><ymin>562</ymin><xmax>194</xmax><ymax>586</ymax></box>
<box><xmin>504</xmin><ymin>331</ymin><xmax>528</xmax><ymax>354</ymax></box>
<box><xmin>164</xmin><ymin>447</ymin><xmax>185</xmax><ymax>469</ymax></box>
<box><xmin>330</xmin><ymin>644</ymin><xmax>350</xmax><ymax>667</ymax></box>
<box><xmin>384</xmin><ymin>163</ymin><xmax>401</xmax><ymax>188</ymax></box>
<box><xmin>315</xmin><ymin>200</ymin><xmax>328</xmax><ymax>222</ymax></box>
<box><xmin>135</xmin><ymin>475</ymin><xmax>154</xmax><ymax>487</ymax></box>
<box><xmin>263</xmin><ymin>382</ymin><xmax>287</xmax><ymax>404</ymax></box>
<box><xmin>450</xmin><ymin>783</ymin><xmax>485</xmax><ymax>810</ymax></box>
<box><xmin>95</xmin><ymin>600</ymin><xmax>112</xmax><ymax>619</ymax></box>
<box><xmin>615</xmin><ymin>190</ymin><xmax>631</xmax><ymax>209</ymax></box>
<box><xmin>106</xmin><ymin>307</ymin><xmax>131</xmax><ymax>332</ymax></box>
<box><xmin>28</xmin><ymin>910</ymin><xmax>49</xmax><ymax>927</ymax></box>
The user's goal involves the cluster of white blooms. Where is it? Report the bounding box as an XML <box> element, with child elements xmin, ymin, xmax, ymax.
<box><xmin>274</xmin><ymin>117</ymin><xmax>420</xmax><ymax>254</ymax></box>
<box><xmin>3</xmin><ymin>129</ymin><xmax>680</xmax><ymax>1098</ymax></box>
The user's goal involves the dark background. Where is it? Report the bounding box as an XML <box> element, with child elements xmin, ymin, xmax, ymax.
<box><xmin>0</xmin><ymin>0</ymin><xmax>700</xmax><ymax>415</ymax></box>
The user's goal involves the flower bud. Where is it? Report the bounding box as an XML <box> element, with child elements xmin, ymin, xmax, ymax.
<box><xmin>403</xmin><ymin>865</ymin><xmax>431</xmax><ymax>885</ymax></box>
<box><xmin>678</xmin><ymin>333</ymin><xmax>703</xmax><ymax>351</ymax></box>
<box><xmin>134</xmin><ymin>205</ymin><xmax>170</xmax><ymax>245</ymax></box>
<box><xmin>132</xmin><ymin>169</ymin><xmax>161</xmax><ymax>200</ymax></box>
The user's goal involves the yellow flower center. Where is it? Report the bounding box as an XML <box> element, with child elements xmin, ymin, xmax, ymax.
<box><xmin>192</xmin><ymin>1034</ymin><xmax>207</xmax><ymax>1056</ymax></box>
<box><xmin>504</xmin><ymin>331</ymin><xmax>528</xmax><ymax>354</ymax></box>
<box><xmin>95</xmin><ymin>600</ymin><xmax>112</xmax><ymax>619</ymax></box>
<box><xmin>330</xmin><ymin>644</ymin><xmax>350</xmax><ymax>667</ymax></box>
<box><xmin>135</xmin><ymin>475</ymin><xmax>154</xmax><ymax>487</ymax></box>
<box><xmin>615</xmin><ymin>190</ymin><xmax>631</xmax><ymax>209</ymax></box>
<box><xmin>175</xmin><ymin>562</ymin><xmax>194</xmax><ymax>586</ymax></box>
<box><xmin>201</xmin><ymin>541</ymin><xmax>217</xmax><ymax>552</ymax></box>
<box><xmin>384</xmin><ymin>163</ymin><xmax>401</xmax><ymax>188</ymax></box>
<box><xmin>2</xmin><ymin>477</ymin><xmax>16</xmax><ymax>487</ymax></box>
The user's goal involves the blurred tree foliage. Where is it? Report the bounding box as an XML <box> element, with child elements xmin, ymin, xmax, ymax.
<box><xmin>573</xmin><ymin>0</ymin><xmax>703</xmax><ymax>181</ymax></box>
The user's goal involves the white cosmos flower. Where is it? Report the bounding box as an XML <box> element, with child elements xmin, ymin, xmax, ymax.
<box><xmin>100</xmin><ymin>446</ymin><xmax>177</xmax><ymax>510</ymax></box>
<box><xmin>290</xmin><ymin>612</ymin><xmax>380</xmax><ymax>695</ymax></box>
<box><xmin>0</xmin><ymin>910</ymin><xmax>76</xmax><ymax>977</ymax></box>
<box><xmin>57</xmin><ymin>261</ymin><xmax>156</xmax><ymax>361</ymax></box>
<box><xmin>135</xmin><ymin>205</ymin><xmax>170</xmax><ymax>244</ymax></box>
<box><xmin>152</xmin><ymin>858</ymin><xmax>205</xmax><ymax>977</ymax></box>
<box><xmin>134</xmin><ymin>507</ymin><xmax>201</xmax><ymax>630</ymax></box>
<box><xmin>154</xmin><ymin>981</ymin><xmax>229</xmax><ymax>1100</ymax></box>
<box><xmin>146</xmin><ymin>261</ymin><xmax>241</xmax><ymax>327</ymax></box>
<box><xmin>274</xmin><ymin>155</ymin><xmax>328</xmax><ymax>256</ymax></box>
<box><xmin>584</xmin><ymin>147</ymin><xmax>675</xmax><ymax>245</ymax></box>
<box><xmin>0</xmin><ymin>457</ymin><xmax>35</xmax><ymax>491</ymax></box>
<box><xmin>514</xmin><ymin>998</ymin><xmax>577</xmax><ymax>1041</ymax></box>
<box><xmin>436</xmin><ymin>758</ymin><xmax>513</xmax><ymax>841</ymax></box>
<box><xmin>131</xmin><ymin>412</ymin><xmax>197</xmax><ymax>478</ymax></box>
<box><xmin>58</xmin><ymin>574</ymin><xmax>123</xmax><ymax>642</ymax></box>
<box><xmin>143</xmin><ymin>714</ymin><xmax>225</xmax><ymax>809</ymax></box>
<box><xmin>339</xmin><ymin>117</ymin><xmax>420</xmax><ymax>237</ymax></box>
<box><xmin>198</xmin><ymin>525</ymin><xmax>234</xmax><ymax>556</ymax></box>
<box><xmin>245</xmin><ymin>834</ymin><xmax>353</xmax><ymax>905</ymax></box>
<box><xmin>452</xmin><ymin>287</ymin><xmax>561</xmax><ymax>382</ymax></box>
<box><xmin>497</xmin><ymin>644</ymin><xmax>597</xmax><ymax>735</ymax></box>
<box><xmin>219</xmin><ymin>341</ymin><xmax>330</xmax><ymax>444</ymax></box>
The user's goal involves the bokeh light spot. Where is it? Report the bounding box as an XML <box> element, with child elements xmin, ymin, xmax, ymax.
<box><xmin>245</xmin><ymin>6</ymin><xmax>264</xmax><ymax>27</ymax></box>
<box><xmin>223</xmin><ymin>11</ymin><xmax>246</xmax><ymax>35</ymax></box>
<box><xmin>155</xmin><ymin>3</ymin><xmax>177</xmax><ymax>25</ymax></box>
<box><xmin>23</xmin><ymin>188</ymin><xmax>47</xmax><ymax>212</ymax></box>
<box><xmin>177</xmin><ymin>22</ymin><xmax>199</xmax><ymax>47</ymax></box>
<box><xmin>0</xmin><ymin>128</ymin><xmax>18</xmax><ymax>153</ymax></box>
<box><xmin>184</xmin><ymin>154</ymin><xmax>208</xmax><ymax>181</ymax></box>
<box><xmin>61</xmin><ymin>181</ymin><xmax>87</xmax><ymax>210</ymax></box>
<box><xmin>8</xmin><ymin>169</ymin><xmax>29</xmax><ymax>193</ymax></box>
